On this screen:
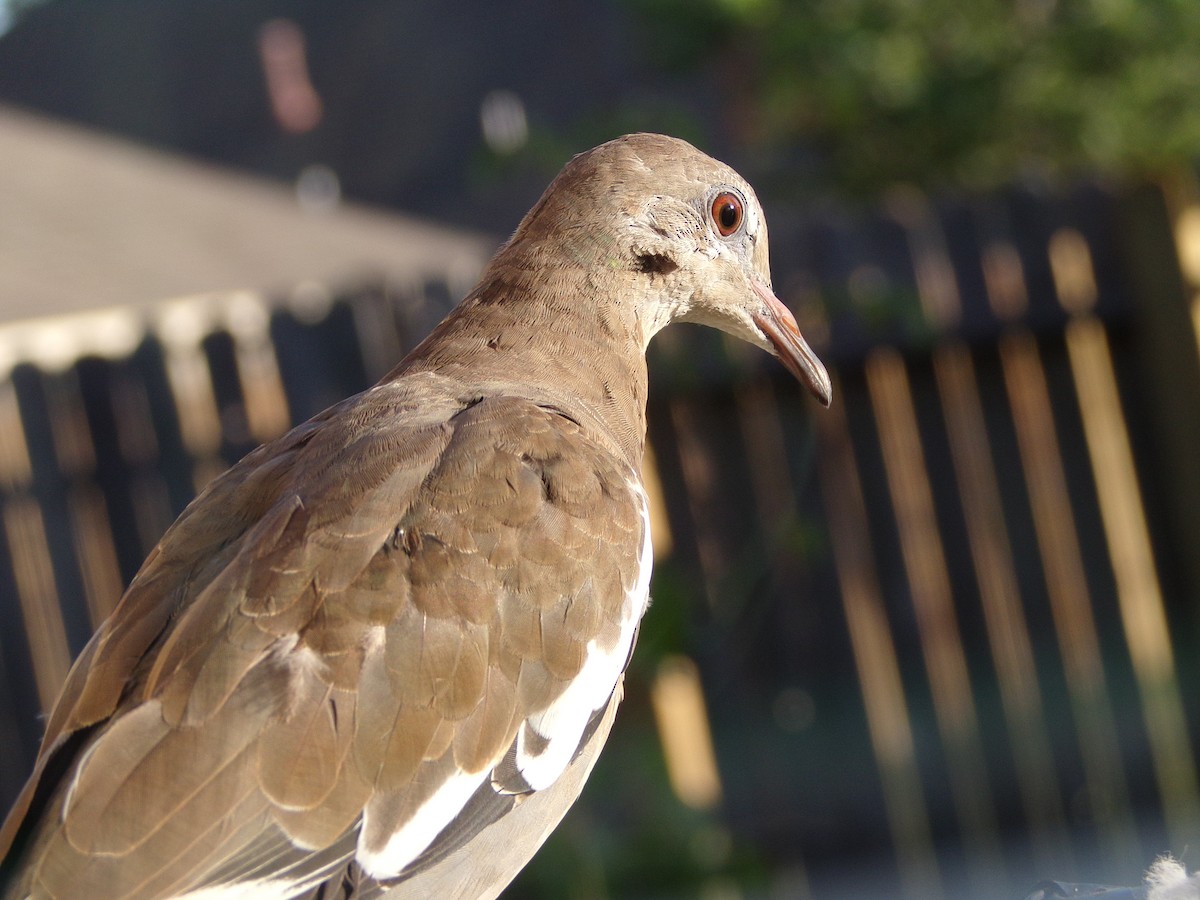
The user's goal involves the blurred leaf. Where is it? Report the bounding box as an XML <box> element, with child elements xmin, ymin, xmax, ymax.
<box><xmin>624</xmin><ymin>0</ymin><xmax>1200</xmax><ymax>193</ymax></box>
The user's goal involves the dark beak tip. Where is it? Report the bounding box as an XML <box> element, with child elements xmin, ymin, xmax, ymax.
<box><xmin>774</xmin><ymin>343</ymin><xmax>833</xmax><ymax>409</ymax></box>
<box><xmin>787</xmin><ymin>345</ymin><xmax>833</xmax><ymax>408</ymax></box>
<box><xmin>807</xmin><ymin>371</ymin><xmax>833</xmax><ymax>408</ymax></box>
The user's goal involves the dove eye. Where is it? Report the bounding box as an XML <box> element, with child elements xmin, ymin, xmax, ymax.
<box><xmin>710</xmin><ymin>191</ymin><xmax>744</xmax><ymax>237</ymax></box>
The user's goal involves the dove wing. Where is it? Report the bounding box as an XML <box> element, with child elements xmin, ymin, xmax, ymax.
<box><xmin>0</xmin><ymin>372</ymin><xmax>649</xmax><ymax>899</ymax></box>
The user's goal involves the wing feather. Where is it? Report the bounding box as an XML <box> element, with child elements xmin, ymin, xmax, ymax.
<box><xmin>1</xmin><ymin>379</ymin><xmax>648</xmax><ymax>898</ymax></box>
<box><xmin>258</xmin><ymin>675</ymin><xmax>344</xmax><ymax>812</ymax></box>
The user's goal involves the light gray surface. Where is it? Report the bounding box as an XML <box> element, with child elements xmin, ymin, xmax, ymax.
<box><xmin>0</xmin><ymin>104</ymin><xmax>492</xmax><ymax>320</ymax></box>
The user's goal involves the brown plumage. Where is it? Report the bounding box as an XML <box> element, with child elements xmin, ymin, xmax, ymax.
<box><xmin>0</xmin><ymin>133</ymin><xmax>830</xmax><ymax>899</ymax></box>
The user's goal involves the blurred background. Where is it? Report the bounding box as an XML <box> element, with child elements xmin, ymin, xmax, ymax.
<box><xmin>2</xmin><ymin>1</ymin><xmax>1200</xmax><ymax>898</ymax></box>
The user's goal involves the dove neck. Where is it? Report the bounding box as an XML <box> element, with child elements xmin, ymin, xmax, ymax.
<box><xmin>396</xmin><ymin>253</ymin><xmax>651</xmax><ymax>470</ymax></box>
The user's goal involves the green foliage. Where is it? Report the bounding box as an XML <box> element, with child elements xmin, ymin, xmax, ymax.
<box><xmin>627</xmin><ymin>0</ymin><xmax>1200</xmax><ymax>193</ymax></box>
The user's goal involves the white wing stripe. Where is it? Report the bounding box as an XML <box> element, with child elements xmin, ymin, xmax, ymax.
<box><xmin>356</xmin><ymin>768</ymin><xmax>489</xmax><ymax>880</ymax></box>
<box><xmin>517</xmin><ymin>483</ymin><xmax>653</xmax><ymax>791</ymax></box>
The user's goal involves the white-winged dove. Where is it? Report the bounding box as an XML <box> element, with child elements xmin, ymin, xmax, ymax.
<box><xmin>0</xmin><ymin>133</ymin><xmax>831</xmax><ymax>899</ymax></box>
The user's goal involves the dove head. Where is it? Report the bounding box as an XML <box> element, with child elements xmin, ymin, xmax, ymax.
<box><xmin>508</xmin><ymin>133</ymin><xmax>832</xmax><ymax>406</ymax></box>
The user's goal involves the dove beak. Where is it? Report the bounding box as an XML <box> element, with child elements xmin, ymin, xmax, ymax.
<box><xmin>750</xmin><ymin>280</ymin><xmax>833</xmax><ymax>407</ymax></box>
